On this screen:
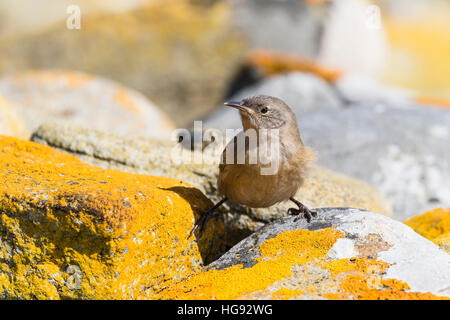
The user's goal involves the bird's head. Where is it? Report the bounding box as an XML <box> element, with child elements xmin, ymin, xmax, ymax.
<box><xmin>224</xmin><ymin>95</ymin><xmax>297</xmax><ymax>130</ymax></box>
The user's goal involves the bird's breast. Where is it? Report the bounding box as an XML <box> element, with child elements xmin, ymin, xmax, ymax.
<box><xmin>218</xmin><ymin>160</ymin><xmax>303</xmax><ymax>208</ymax></box>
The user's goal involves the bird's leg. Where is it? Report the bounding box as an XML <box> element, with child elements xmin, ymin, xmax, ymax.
<box><xmin>188</xmin><ymin>198</ymin><xmax>227</xmax><ymax>238</ymax></box>
<box><xmin>288</xmin><ymin>197</ymin><xmax>317</xmax><ymax>223</ymax></box>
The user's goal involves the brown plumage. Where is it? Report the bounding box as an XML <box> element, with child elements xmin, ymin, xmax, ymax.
<box><xmin>189</xmin><ymin>95</ymin><xmax>317</xmax><ymax>238</ymax></box>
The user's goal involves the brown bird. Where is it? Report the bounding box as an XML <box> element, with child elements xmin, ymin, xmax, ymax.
<box><xmin>190</xmin><ymin>95</ymin><xmax>317</xmax><ymax>237</ymax></box>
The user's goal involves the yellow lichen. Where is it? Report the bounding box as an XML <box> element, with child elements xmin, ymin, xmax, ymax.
<box><xmin>434</xmin><ymin>234</ymin><xmax>450</xmax><ymax>254</ymax></box>
<box><xmin>382</xmin><ymin>9</ymin><xmax>450</xmax><ymax>100</ymax></box>
<box><xmin>155</xmin><ymin>226</ymin><xmax>448</xmax><ymax>300</ymax></box>
<box><xmin>404</xmin><ymin>208</ymin><xmax>450</xmax><ymax>251</ymax></box>
<box><xmin>271</xmin><ymin>288</ymin><xmax>305</xmax><ymax>300</ymax></box>
<box><xmin>0</xmin><ymin>135</ymin><xmax>220</xmax><ymax>299</ymax></box>
<box><xmin>323</xmin><ymin>257</ymin><xmax>388</xmax><ymax>275</ymax></box>
<box><xmin>1</xmin><ymin>135</ymin><xmax>446</xmax><ymax>300</ymax></box>
<box><xmin>154</xmin><ymin>228</ymin><xmax>344</xmax><ymax>300</ymax></box>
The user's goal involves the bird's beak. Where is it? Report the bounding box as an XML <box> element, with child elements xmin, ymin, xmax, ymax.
<box><xmin>224</xmin><ymin>100</ymin><xmax>255</xmax><ymax>115</ymax></box>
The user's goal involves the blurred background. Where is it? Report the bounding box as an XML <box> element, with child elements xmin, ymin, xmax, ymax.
<box><xmin>0</xmin><ymin>0</ymin><xmax>449</xmax><ymax>220</ymax></box>
<box><xmin>0</xmin><ymin>0</ymin><xmax>449</xmax><ymax>127</ymax></box>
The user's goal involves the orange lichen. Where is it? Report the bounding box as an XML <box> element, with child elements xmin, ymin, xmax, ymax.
<box><xmin>0</xmin><ymin>135</ymin><xmax>219</xmax><ymax>299</ymax></box>
<box><xmin>404</xmin><ymin>208</ymin><xmax>450</xmax><ymax>242</ymax></box>
<box><xmin>114</xmin><ymin>87</ymin><xmax>140</xmax><ymax>114</ymax></box>
<box><xmin>271</xmin><ymin>288</ymin><xmax>305</xmax><ymax>300</ymax></box>
<box><xmin>13</xmin><ymin>70</ymin><xmax>93</xmax><ymax>88</ymax></box>
<box><xmin>322</xmin><ymin>257</ymin><xmax>447</xmax><ymax>300</ymax></box>
<box><xmin>415</xmin><ymin>96</ymin><xmax>450</xmax><ymax>109</ymax></box>
<box><xmin>246</xmin><ymin>50</ymin><xmax>342</xmax><ymax>83</ymax></box>
<box><xmin>329</xmin><ymin>275</ymin><xmax>447</xmax><ymax>300</ymax></box>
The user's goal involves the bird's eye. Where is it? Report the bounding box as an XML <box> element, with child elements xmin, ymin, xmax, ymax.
<box><xmin>260</xmin><ymin>107</ymin><xmax>268</xmax><ymax>114</ymax></box>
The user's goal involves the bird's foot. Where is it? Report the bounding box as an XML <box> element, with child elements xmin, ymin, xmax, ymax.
<box><xmin>288</xmin><ymin>198</ymin><xmax>317</xmax><ymax>223</ymax></box>
<box><xmin>188</xmin><ymin>198</ymin><xmax>227</xmax><ymax>239</ymax></box>
<box><xmin>188</xmin><ymin>208</ymin><xmax>212</xmax><ymax>239</ymax></box>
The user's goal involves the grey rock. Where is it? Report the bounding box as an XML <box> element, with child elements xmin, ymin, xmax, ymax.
<box><xmin>300</xmin><ymin>103</ymin><xmax>450</xmax><ymax>220</ymax></box>
<box><xmin>31</xmin><ymin>122</ymin><xmax>393</xmax><ymax>248</ymax></box>
<box><xmin>334</xmin><ymin>73</ymin><xmax>415</xmax><ymax>106</ymax></box>
<box><xmin>228</xmin><ymin>0</ymin><xmax>325</xmax><ymax>58</ymax></box>
<box><xmin>205</xmin><ymin>72</ymin><xmax>343</xmax><ymax>130</ymax></box>
<box><xmin>208</xmin><ymin>208</ymin><xmax>450</xmax><ymax>299</ymax></box>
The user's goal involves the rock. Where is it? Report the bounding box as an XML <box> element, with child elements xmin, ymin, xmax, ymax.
<box><xmin>0</xmin><ymin>96</ymin><xmax>29</xmax><ymax>139</ymax></box>
<box><xmin>226</xmin><ymin>50</ymin><xmax>342</xmax><ymax>99</ymax></box>
<box><xmin>0</xmin><ymin>70</ymin><xmax>175</xmax><ymax>139</ymax></box>
<box><xmin>205</xmin><ymin>72</ymin><xmax>343</xmax><ymax>130</ymax></box>
<box><xmin>245</xmin><ymin>50</ymin><xmax>343</xmax><ymax>83</ymax></box>
<box><xmin>334</xmin><ymin>73</ymin><xmax>415</xmax><ymax>106</ymax></box>
<box><xmin>227</xmin><ymin>0</ymin><xmax>325</xmax><ymax>58</ymax></box>
<box><xmin>0</xmin><ymin>135</ymin><xmax>225</xmax><ymax>299</ymax></box>
<box><xmin>31</xmin><ymin>122</ymin><xmax>393</xmax><ymax>249</ymax></box>
<box><xmin>155</xmin><ymin>208</ymin><xmax>450</xmax><ymax>300</ymax></box>
<box><xmin>298</xmin><ymin>103</ymin><xmax>450</xmax><ymax>220</ymax></box>
<box><xmin>0</xmin><ymin>0</ymin><xmax>247</xmax><ymax>127</ymax></box>
<box><xmin>404</xmin><ymin>208</ymin><xmax>450</xmax><ymax>253</ymax></box>
<box><xmin>434</xmin><ymin>234</ymin><xmax>450</xmax><ymax>254</ymax></box>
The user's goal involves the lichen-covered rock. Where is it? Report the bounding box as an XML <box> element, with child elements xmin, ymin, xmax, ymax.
<box><xmin>0</xmin><ymin>135</ymin><xmax>225</xmax><ymax>299</ymax></box>
<box><xmin>434</xmin><ymin>234</ymin><xmax>450</xmax><ymax>254</ymax></box>
<box><xmin>0</xmin><ymin>96</ymin><xmax>29</xmax><ymax>139</ymax></box>
<box><xmin>404</xmin><ymin>208</ymin><xmax>450</xmax><ymax>253</ymax></box>
<box><xmin>31</xmin><ymin>122</ymin><xmax>393</xmax><ymax>248</ymax></box>
<box><xmin>0</xmin><ymin>70</ymin><xmax>175</xmax><ymax>139</ymax></box>
<box><xmin>155</xmin><ymin>208</ymin><xmax>450</xmax><ymax>300</ymax></box>
<box><xmin>0</xmin><ymin>0</ymin><xmax>247</xmax><ymax>127</ymax></box>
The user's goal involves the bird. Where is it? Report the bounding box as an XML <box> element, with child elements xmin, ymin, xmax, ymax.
<box><xmin>189</xmin><ymin>95</ymin><xmax>317</xmax><ymax>237</ymax></box>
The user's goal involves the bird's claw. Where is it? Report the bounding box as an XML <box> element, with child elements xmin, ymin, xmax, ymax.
<box><xmin>287</xmin><ymin>201</ymin><xmax>317</xmax><ymax>223</ymax></box>
<box><xmin>188</xmin><ymin>209</ymin><xmax>209</xmax><ymax>239</ymax></box>
<box><xmin>188</xmin><ymin>198</ymin><xmax>228</xmax><ymax>240</ymax></box>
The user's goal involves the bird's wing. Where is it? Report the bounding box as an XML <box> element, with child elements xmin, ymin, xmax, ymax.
<box><xmin>218</xmin><ymin>136</ymin><xmax>235</xmax><ymax>173</ymax></box>
<box><xmin>219</xmin><ymin>131</ymin><xmax>249</xmax><ymax>171</ymax></box>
